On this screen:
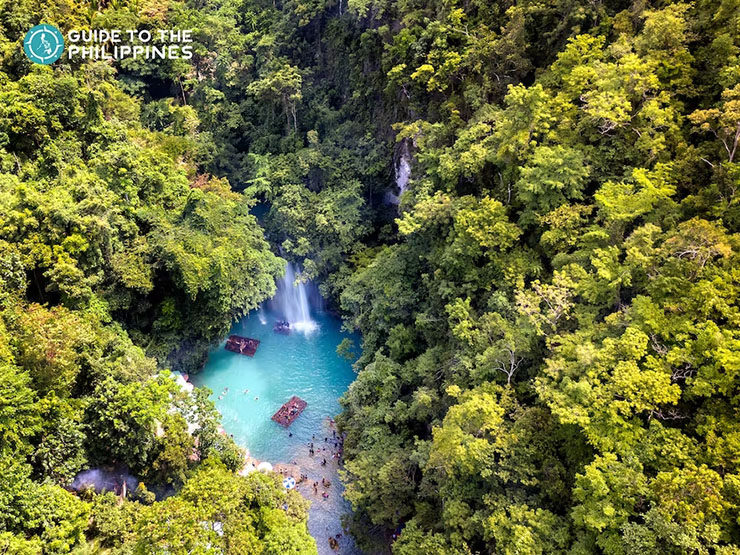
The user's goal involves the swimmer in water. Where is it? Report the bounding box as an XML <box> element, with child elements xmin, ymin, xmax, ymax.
<box><xmin>255</xmin><ymin>396</ymin><xmax>259</xmax><ymax>401</ymax></box>
<box><xmin>218</xmin><ymin>395</ymin><xmax>223</xmax><ymax>399</ymax></box>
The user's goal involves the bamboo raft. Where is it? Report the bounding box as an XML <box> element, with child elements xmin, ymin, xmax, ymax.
<box><xmin>224</xmin><ymin>335</ymin><xmax>260</xmax><ymax>356</ymax></box>
<box><xmin>271</xmin><ymin>396</ymin><xmax>308</xmax><ymax>427</ymax></box>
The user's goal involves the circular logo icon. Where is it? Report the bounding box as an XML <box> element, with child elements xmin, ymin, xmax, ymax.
<box><xmin>23</xmin><ymin>24</ymin><xmax>65</xmax><ymax>65</ymax></box>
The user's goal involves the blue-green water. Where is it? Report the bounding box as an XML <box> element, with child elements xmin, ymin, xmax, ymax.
<box><xmin>192</xmin><ymin>306</ymin><xmax>356</xmax><ymax>462</ymax></box>
<box><xmin>191</xmin><ymin>302</ymin><xmax>362</xmax><ymax>554</ymax></box>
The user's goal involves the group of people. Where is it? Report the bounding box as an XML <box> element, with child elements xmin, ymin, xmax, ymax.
<box><xmin>273</xmin><ymin>397</ymin><xmax>307</xmax><ymax>426</ymax></box>
<box><xmin>224</xmin><ymin>335</ymin><xmax>260</xmax><ymax>355</ymax></box>
<box><xmin>278</xmin><ymin>467</ymin><xmax>309</xmax><ymax>484</ymax></box>
<box><xmin>328</xmin><ymin>534</ymin><xmax>342</xmax><ymax>551</ymax></box>
<box><xmin>311</xmin><ymin>477</ymin><xmax>332</xmax><ymax>499</ymax></box>
<box><xmin>273</xmin><ymin>320</ymin><xmax>291</xmax><ymax>334</ymax></box>
<box><xmin>308</xmin><ymin>420</ymin><xmax>344</xmax><ymax>467</ymax></box>
<box><xmin>281</xmin><ymin>417</ymin><xmax>348</xmax><ymax>551</ymax></box>
<box><xmin>217</xmin><ymin>386</ymin><xmax>259</xmax><ymax>401</ymax></box>
<box><xmin>303</xmin><ymin>418</ymin><xmax>346</xmax><ymax>501</ymax></box>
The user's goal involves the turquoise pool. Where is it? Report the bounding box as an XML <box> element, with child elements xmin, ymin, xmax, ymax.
<box><xmin>192</xmin><ymin>306</ymin><xmax>357</xmax><ymax>462</ymax></box>
<box><xmin>191</xmin><ymin>296</ymin><xmax>362</xmax><ymax>554</ymax></box>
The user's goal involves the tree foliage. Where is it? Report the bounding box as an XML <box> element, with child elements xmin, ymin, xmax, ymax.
<box><xmin>4</xmin><ymin>0</ymin><xmax>740</xmax><ymax>552</ymax></box>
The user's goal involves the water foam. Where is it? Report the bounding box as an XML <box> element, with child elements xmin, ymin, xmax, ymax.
<box><xmin>272</xmin><ymin>262</ymin><xmax>318</xmax><ymax>334</ymax></box>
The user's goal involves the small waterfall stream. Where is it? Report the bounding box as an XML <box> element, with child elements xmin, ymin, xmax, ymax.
<box><xmin>385</xmin><ymin>138</ymin><xmax>412</xmax><ymax>206</ymax></box>
<box><xmin>395</xmin><ymin>140</ymin><xmax>412</xmax><ymax>197</ymax></box>
<box><xmin>71</xmin><ymin>468</ymin><xmax>139</xmax><ymax>494</ymax></box>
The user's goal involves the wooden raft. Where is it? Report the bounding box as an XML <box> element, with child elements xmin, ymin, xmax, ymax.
<box><xmin>271</xmin><ymin>396</ymin><xmax>308</xmax><ymax>427</ymax></box>
<box><xmin>225</xmin><ymin>335</ymin><xmax>260</xmax><ymax>356</ymax></box>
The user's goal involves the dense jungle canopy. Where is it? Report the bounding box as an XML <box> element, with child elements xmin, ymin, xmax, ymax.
<box><xmin>2</xmin><ymin>0</ymin><xmax>740</xmax><ymax>553</ymax></box>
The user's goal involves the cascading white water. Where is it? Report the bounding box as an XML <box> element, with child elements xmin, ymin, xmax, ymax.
<box><xmin>272</xmin><ymin>262</ymin><xmax>318</xmax><ymax>333</ymax></box>
<box><xmin>395</xmin><ymin>144</ymin><xmax>411</xmax><ymax>197</ymax></box>
<box><xmin>385</xmin><ymin>138</ymin><xmax>412</xmax><ymax>206</ymax></box>
<box><xmin>71</xmin><ymin>468</ymin><xmax>139</xmax><ymax>494</ymax></box>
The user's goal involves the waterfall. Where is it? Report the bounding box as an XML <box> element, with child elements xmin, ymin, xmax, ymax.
<box><xmin>272</xmin><ymin>262</ymin><xmax>318</xmax><ymax>333</ymax></box>
<box><xmin>258</xmin><ymin>307</ymin><xmax>267</xmax><ymax>325</ymax></box>
<box><xmin>395</xmin><ymin>140</ymin><xmax>412</xmax><ymax>197</ymax></box>
<box><xmin>385</xmin><ymin>138</ymin><xmax>412</xmax><ymax>206</ymax></box>
<box><xmin>71</xmin><ymin>468</ymin><xmax>138</xmax><ymax>494</ymax></box>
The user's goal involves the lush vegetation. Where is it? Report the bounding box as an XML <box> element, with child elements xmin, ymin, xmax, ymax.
<box><xmin>3</xmin><ymin>0</ymin><xmax>740</xmax><ymax>552</ymax></box>
<box><xmin>0</xmin><ymin>1</ymin><xmax>312</xmax><ymax>551</ymax></box>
